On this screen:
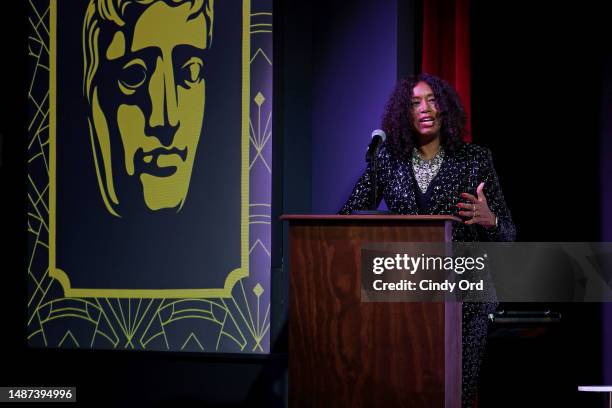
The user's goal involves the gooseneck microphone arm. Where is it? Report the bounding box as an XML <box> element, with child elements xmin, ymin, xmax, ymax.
<box><xmin>365</xmin><ymin>129</ymin><xmax>386</xmax><ymax>211</ymax></box>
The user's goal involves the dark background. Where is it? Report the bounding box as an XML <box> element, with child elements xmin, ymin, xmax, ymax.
<box><xmin>472</xmin><ymin>3</ymin><xmax>610</xmax><ymax>406</ymax></box>
<box><xmin>2</xmin><ymin>0</ymin><xmax>611</xmax><ymax>406</ymax></box>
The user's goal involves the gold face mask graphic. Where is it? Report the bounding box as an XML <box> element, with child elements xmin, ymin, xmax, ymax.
<box><xmin>83</xmin><ymin>0</ymin><xmax>214</xmax><ymax>216</ymax></box>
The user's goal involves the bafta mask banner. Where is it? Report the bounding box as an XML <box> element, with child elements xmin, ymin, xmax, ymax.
<box><xmin>27</xmin><ymin>0</ymin><xmax>272</xmax><ymax>353</ymax></box>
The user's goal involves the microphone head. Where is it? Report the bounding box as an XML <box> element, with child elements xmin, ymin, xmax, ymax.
<box><xmin>371</xmin><ymin>129</ymin><xmax>386</xmax><ymax>142</ymax></box>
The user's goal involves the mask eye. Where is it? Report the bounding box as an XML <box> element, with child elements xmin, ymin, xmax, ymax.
<box><xmin>178</xmin><ymin>57</ymin><xmax>204</xmax><ymax>89</ymax></box>
<box><xmin>118</xmin><ymin>59</ymin><xmax>147</xmax><ymax>95</ymax></box>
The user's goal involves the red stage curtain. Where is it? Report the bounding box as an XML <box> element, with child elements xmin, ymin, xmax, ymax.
<box><xmin>422</xmin><ymin>0</ymin><xmax>472</xmax><ymax>141</ymax></box>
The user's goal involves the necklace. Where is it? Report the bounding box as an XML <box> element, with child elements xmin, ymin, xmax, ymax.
<box><xmin>411</xmin><ymin>147</ymin><xmax>445</xmax><ymax>193</ymax></box>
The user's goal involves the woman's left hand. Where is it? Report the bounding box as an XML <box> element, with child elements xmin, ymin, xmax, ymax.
<box><xmin>457</xmin><ymin>182</ymin><xmax>497</xmax><ymax>228</ymax></box>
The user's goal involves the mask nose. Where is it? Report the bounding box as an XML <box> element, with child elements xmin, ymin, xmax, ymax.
<box><xmin>146</xmin><ymin>56</ymin><xmax>179</xmax><ymax>146</ymax></box>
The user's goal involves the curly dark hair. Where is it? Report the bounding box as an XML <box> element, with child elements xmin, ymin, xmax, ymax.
<box><xmin>381</xmin><ymin>73</ymin><xmax>467</xmax><ymax>159</ymax></box>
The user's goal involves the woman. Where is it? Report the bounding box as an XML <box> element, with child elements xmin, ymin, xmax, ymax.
<box><xmin>340</xmin><ymin>73</ymin><xmax>516</xmax><ymax>407</ymax></box>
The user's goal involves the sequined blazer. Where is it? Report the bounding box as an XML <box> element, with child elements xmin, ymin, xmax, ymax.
<box><xmin>339</xmin><ymin>143</ymin><xmax>516</xmax><ymax>242</ymax></box>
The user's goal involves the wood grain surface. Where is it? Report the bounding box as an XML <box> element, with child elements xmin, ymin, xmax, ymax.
<box><xmin>286</xmin><ymin>217</ymin><xmax>461</xmax><ymax>407</ymax></box>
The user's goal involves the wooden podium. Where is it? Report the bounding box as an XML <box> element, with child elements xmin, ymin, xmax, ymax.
<box><xmin>281</xmin><ymin>215</ymin><xmax>462</xmax><ymax>408</ymax></box>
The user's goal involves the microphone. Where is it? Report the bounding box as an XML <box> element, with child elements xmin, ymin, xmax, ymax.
<box><xmin>352</xmin><ymin>129</ymin><xmax>394</xmax><ymax>214</ymax></box>
<box><xmin>366</xmin><ymin>129</ymin><xmax>386</xmax><ymax>162</ymax></box>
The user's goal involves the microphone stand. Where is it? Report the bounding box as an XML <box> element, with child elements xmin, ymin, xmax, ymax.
<box><xmin>370</xmin><ymin>156</ymin><xmax>379</xmax><ymax>211</ymax></box>
<box><xmin>353</xmin><ymin>143</ymin><xmax>393</xmax><ymax>215</ymax></box>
